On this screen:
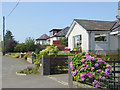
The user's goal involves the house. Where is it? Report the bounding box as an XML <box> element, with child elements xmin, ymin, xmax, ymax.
<box><xmin>36</xmin><ymin>34</ymin><xmax>49</xmax><ymax>45</ymax></box>
<box><xmin>66</xmin><ymin>2</ymin><xmax>120</xmax><ymax>53</ymax></box>
<box><xmin>47</xmin><ymin>26</ymin><xmax>69</xmax><ymax>45</ymax></box>
<box><xmin>36</xmin><ymin>27</ymin><xmax>70</xmax><ymax>45</ymax></box>
<box><xmin>66</xmin><ymin>19</ymin><xmax>120</xmax><ymax>52</ymax></box>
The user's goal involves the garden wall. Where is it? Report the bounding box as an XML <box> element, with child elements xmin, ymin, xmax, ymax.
<box><xmin>42</xmin><ymin>55</ymin><xmax>72</xmax><ymax>75</ymax></box>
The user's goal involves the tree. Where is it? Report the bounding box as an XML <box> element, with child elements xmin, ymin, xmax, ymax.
<box><xmin>59</xmin><ymin>37</ymin><xmax>68</xmax><ymax>46</ymax></box>
<box><xmin>14</xmin><ymin>43</ymin><xmax>27</xmax><ymax>52</ymax></box>
<box><xmin>4</xmin><ymin>30</ymin><xmax>18</xmax><ymax>52</ymax></box>
<box><xmin>25</xmin><ymin>37</ymin><xmax>35</xmax><ymax>51</ymax></box>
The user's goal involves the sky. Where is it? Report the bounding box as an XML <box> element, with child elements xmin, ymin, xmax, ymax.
<box><xmin>2</xmin><ymin>2</ymin><xmax>118</xmax><ymax>43</ymax></box>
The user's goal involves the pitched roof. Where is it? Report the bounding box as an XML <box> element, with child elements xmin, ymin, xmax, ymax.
<box><xmin>74</xmin><ymin>19</ymin><xmax>116</xmax><ymax>31</ymax></box>
<box><xmin>112</xmin><ymin>20</ymin><xmax>120</xmax><ymax>30</ymax></box>
<box><xmin>36</xmin><ymin>34</ymin><xmax>49</xmax><ymax>40</ymax></box>
<box><xmin>49</xmin><ymin>29</ymin><xmax>62</xmax><ymax>32</ymax></box>
<box><xmin>55</xmin><ymin>26</ymin><xmax>70</xmax><ymax>37</ymax></box>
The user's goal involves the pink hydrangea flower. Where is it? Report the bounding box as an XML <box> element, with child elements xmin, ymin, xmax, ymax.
<box><xmin>70</xmin><ymin>62</ymin><xmax>74</xmax><ymax>70</ymax></box>
<box><xmin>81</xmin><ymin>77</ymin><xmax>85</xmax><ymax>81</ymax></box>
<box><xmin>80</xmin><ymin>73</ymin><xmax>85</xmax><ymax>78</ymax></box>
<box><xmin>72</xmin><ymin>70</ymin><xmax>77</xmax><ymax>76</ymax></box>
<box><xmin>106</xmin><ymin>64</ymin><xmax>111</xmax><ymax>68</ymax></box>
<box><xmin>97</xmin><ymin>69</ymin><xmax>101</xmax><ymax>72</ymax></box>
<box><xmin>91</xmin><ymin>57</ymin><xmax>95</xmax><ymax>61</ymax></box>
<box><xmin>91</xmin><ymin>67</ymin><xmax>95</xmax><ymax>70</ymax></box>
<box><xmin>80</xmin><ymin>67</ymin><xmax>84</xmax><ymax>71</ymax></box>
<box><xmin>75</xmin><ymin>55</ymin><xmax>78</xmax><ymax>57</ymax></box>
<box><xmin>81</xmin><ymin>59</ymin><xmax>85</xmax><ymax>63</ymax></box>
<box><xmin>87</xmin><ymin>72</ymin><xmax>93</xmax><ymax>78</ymax></box>
<box><xmin>83</xmin><ymin>64</ymin><xmax>86</xmax><ymax>67</ymax></box>
<box><xmin>85</xmin><ymin>53</ymin><xmax>89</xmax><ymax>56</ymax></box>
<box><xmin>95</xmin><ymin>63</ymin><xmax>99</xmax><ymax>67</ymax></box>
<box><xmin>86</xmin><ymin>65</ymin><xmax>89</xmax><ymax>68</ymax></box>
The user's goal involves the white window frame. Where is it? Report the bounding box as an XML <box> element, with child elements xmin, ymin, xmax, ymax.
<box><xmin>94</xmin><ymin>33</ymin><xmax>108</xmax><ymax>43</ymax></box>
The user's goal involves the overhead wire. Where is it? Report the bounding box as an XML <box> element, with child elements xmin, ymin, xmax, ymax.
<box><xmin>6</xmin><ymin>0</ymin><xmax>21</xmax><ymax>18</ymax></box>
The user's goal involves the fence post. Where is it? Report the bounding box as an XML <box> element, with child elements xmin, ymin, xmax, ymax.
<box><xmin>42</xmin><ymin>55</ymin><xmax>51</xmax><ymax>75</ymax></box>
<box><xmin>68</xmin><ymin>56</ymin><xmax>73</xmax><ymax>88</ymax></box>
<box><xmin>32</xmin><ymin>53</ymin><xmax>36</xmax><ymax>64</ymax></box>
<box><xmin>114</xmin><ymin>59</ymin><xmax>115</xmax><ymax>90</ymax></box>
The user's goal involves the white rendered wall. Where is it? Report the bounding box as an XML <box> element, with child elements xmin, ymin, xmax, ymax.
<box><xmin>68</xmin><ymin>22</ymin><xmax>89</xmax><ymax>51</ymax></box>
<box><xmin>110</xmin><ymin>35</ymin><xmax>118</xmax><ymax>50</ymax></box>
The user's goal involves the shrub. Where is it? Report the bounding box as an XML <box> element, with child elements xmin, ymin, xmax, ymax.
<box><xmin>70</xmin><ymin>52</ymin><xmax>113</xmax><ymax>88</ymax></box>
<box><xmin>58</xmin><ymin>51</ymin><xmax>73</xmax><ymax>55</ymax></box>
<box><xmin>14</xmin><ymin>43</ymin><xmax>27</xmax><ymax>52</ymax></box>
<box><xmin>39</xmin><ymin>45</ymin><xmax>59</xmax><ymax>58</ymax></box>
<box><xmin>23</xmin><ymin>53</ymin><xmax>31</xmax><ymax>60</ymax></box>
<box><xmin>35</xmin><ymin>48</ymin><xmax>39</xmax><ymax>54</ymax></box>
<box><xmin>13</xmin><ymin>53</ymin><xmax>20</xmax><ymax>58</ymax></box>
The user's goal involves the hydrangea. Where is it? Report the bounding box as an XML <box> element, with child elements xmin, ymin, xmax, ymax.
<box><xmin>87</xmin><ymin>72</ymin><xmax>93</xmax><ymax>78</ymax></box>
<box><xmin>98</xmin><ymin>76</ymin><xmax>102</xmax><ymax>79</ymax></box>
<box><xmin>72</xmin><ymin>70</ymin><xmax>77</xmax><ymax>76</ymax></box>
<box><xmin>83</xmin><ymin>64</ymin><xmax>86</xmax><ymax>67</ymax></box>
<box><xmin>80</xmin><ymin>67</ymin><xmax>84</xmax><ymax>71</ymax></box>
<box><xmin>82</xmin><ymin>77</ymin><xmax>85</xmax><ymax>81</ymax></box>
<box><xmin>86</xmin><ymin>65</ymin><xmax>89</xmax><ymax>68</ymax></box>
<box><xmin>95</xmin><ymin>63</ymin><xmax>99</xmax><ymax>67</ymax></box>
<box><xmin>91</xmin><ymin>67</ymin><xmax>95</xmax><ymax>70</ymax></box>
<box><xmin>71</xmin><ymin>52</ymin><xmax>113</xmax><ymax>89</ymax></box>
<box><xmin>105</xmin><ymin>68</ymin><xmax>110</xmax><ymax>72</ymax></box>
<box><xmin>97</xmin><ymin>69</ymin><xmax>101</xmax><ymax>72</ymax></box>
<box><xmin>85</xmin><ymin>53</ymin><xmax>89</xmax><ymax>56</ymax></box>
<box><xmin>81</xmin><ymin>59</ymin><xmax>85</xmax><ymax>63</ymax></box>
<box><xmin>106</xmin><ymin>64</ymin><xmax>111</xmax><ymax>68</ymax></box>
<box><xmin>75</xmin><ymin>55</ymin><xmax>78</xmax><ymax>57</ymax></box>
<box><xmin>70</xmin><ymin>62</ymin><xmax>74</xmax><ymax>70</ymax></box>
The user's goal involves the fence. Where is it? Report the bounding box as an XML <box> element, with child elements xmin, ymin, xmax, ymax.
<box><xmin>68</xmin><ymin>56</ymin><xmax>120</xmax><ymax>89</ymax></box>
<box><xmin>42</xmin><ymin>55</ymin><xmax>71</xmax><ymax>75</ymax></box>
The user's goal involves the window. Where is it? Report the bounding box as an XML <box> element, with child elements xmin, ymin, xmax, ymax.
<box><xmin>95</xmin><ymin>34</ymin><xmax>108</xmax><ymax>42</ymax></box>
<box><xmin>74</xmin><ymin>35</ymin><xmax>82</xmax><ymax>48</ymax></box>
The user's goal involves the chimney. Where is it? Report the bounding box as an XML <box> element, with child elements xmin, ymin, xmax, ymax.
<box><xmin>117</xmin><ymin>1</ymin><xmax>120</xmax><ymax>20</ymax></box>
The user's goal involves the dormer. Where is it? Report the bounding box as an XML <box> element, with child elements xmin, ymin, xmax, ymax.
<box><xmin>49</xmin><ymin>29</ymin><xmax>62</xmax><ymax>37</ymax></box>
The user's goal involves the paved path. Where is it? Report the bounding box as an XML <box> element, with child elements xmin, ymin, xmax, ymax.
<box><xmin>2</xmin><ymin>56</ymin><xmax>68</xmax><ymax>88</ymax></box>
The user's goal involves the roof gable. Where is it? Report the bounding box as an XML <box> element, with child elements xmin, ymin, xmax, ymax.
<box><xmin>75</xmin><ymin>19</ymin><xmax>116</xmax><ymax>31</ymax></box>
<box><xmin>36</xmin><ymin>34</ymin><xmax>49</xmax><ymax>40</ymax></box>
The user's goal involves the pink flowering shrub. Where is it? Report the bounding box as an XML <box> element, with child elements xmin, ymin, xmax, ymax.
<box><xmin>63</xmin><ymin>48</ymin><xmax>70</xmax><ymax>51</ymax></box>
<box><xmin>70</xmin><ymin>52</ymin><xmax>113</xmax><ymax>88</ymax></box>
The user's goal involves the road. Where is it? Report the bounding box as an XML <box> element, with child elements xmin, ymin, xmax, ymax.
<box><xmin>2</xmin><ymin>56</ymin><xmax>68</xmax><ymax>88</ymax></box>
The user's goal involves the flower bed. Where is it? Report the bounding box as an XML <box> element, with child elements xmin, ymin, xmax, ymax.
<box><xmin>16</xmin><ymin>66</ymin><xmax>39</xmax><ymax>75</ymax></box>
<box><xmin>70</xmin><ymin>52</ymin><xmax>113</xmax><ymax>89</ymax></box>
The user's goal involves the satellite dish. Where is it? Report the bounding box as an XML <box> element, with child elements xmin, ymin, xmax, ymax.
<box><xmin>118</xmin><ymin>1</ymin><xmax>120</xmax><ymax>10</ymax></box>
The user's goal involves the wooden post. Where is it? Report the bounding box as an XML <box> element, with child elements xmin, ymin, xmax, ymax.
<box><xmin>68</xmin><ymin>56</ymin><xmax>73</xmax><ymax>88</ymax></box>
<box><xmin>114</xmin><ymin>59</ymin><xmax>115</xmax><ymax>90</ymax></box>
<box><xmin>42</xmin><ymin>55</ymin><xmax>51</xmax><ymax>75</ymax></box>
<box><xmin>2</xmin><ymin>16</ymin><xmax>5</xmax><ymax>55</ymax></box>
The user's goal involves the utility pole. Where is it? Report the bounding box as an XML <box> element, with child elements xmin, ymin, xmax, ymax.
<box><xmin>2</xmin><ymin>16</ymin><xmax>5</xmax><ymax>55</ymax></box>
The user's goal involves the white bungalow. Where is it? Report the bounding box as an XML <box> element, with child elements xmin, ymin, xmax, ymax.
<box><xmin>66</xmin><ymin>19</ymin><xmax>120</xmax><ymax>52</ymax></box>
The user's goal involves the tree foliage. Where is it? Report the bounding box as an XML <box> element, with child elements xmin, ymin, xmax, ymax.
<box><xmin>25</xmin><ymin>37</ymin><xmax>35</xmax><ymax>51</ymax></box>
<box><xmin>4</xmin><ymin>30</ymin><xmax>18</xmax><ymax>52</ymax></box>
<box><xmin>14</xmin><ymin>43</ymin><xmax>27</xmax><ymax>52</ymax></box>
<box><xmin>59</xmin><ymin>37</ymin><xmax>68</xmax><ymax>46</ymax></box>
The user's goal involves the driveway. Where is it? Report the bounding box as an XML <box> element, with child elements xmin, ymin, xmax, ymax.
<box><xmin>2</xmin><ymin>56</ymin><xmax>68</xmax><ymax>88</ymax></box>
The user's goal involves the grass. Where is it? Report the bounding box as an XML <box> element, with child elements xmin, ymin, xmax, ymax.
<box><xmin>57</xmin><ymin>51</ymin><xmax>75</xmax><ymax>55</ymax></box>
<box><xmin>7</xmin><ymin>52</ymin><xmax>18</xmax><ymax>55</ymax></box>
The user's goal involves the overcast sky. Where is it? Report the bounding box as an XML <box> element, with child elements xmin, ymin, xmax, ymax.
<box><xmin>2</xmin><ymin>2</ymin><xmax>118</xmax><ymax>43</ymax></box>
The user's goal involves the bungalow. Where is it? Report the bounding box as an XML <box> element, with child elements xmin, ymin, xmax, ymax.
<box><xmin>66</xmin><ymin>1</ymin><xmax>120</xmax><ymax>53</ymax></box>
<box><xmin>36</xmin><ymin>34</ymin><xmax>49</xmax><ymax>45</ymax></box>
<box><xmin>66</xmin><ymin>19</ymin><xmax>120</xmax><ymax>52</ymax></box>
<box><xmin>36</xmin><ymin>27</ymin><xmax>69</xmax><ymax>45</ymax></box>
